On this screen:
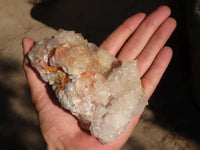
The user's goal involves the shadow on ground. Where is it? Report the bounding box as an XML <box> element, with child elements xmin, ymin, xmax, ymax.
<box><xmin>30</xmin><ymin>0</ymin><xmax>170</xmax><ymax>45</ymax></box>
<box><xmin>0</xmin><ymin>58</ymin><xmax>23</xmax><ymax>149</ymax></box>
<box><xmin>0</xmin><ymin>56</ymin><xmax>46</xmax><ymax>150</ymax></box>
<box><xmin>29</xmin><ymin>0</ymin><xmax>200</xmax><ymax>146</ymax></box>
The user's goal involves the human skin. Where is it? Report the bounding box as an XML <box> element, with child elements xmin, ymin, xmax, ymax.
<box><xmin>23</xmin><ymin>5</ymin><xmax>176</xmax><ymax>150</ymax></box>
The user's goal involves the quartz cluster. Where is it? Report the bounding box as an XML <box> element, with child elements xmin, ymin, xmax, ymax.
<box><xmin>28</xmin><ymin>29</ymin><xmax>148</xmax><ymax>143</ymax></box>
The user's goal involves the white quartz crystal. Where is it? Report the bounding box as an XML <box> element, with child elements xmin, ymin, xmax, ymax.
<box><xmin>28</xmin><ymin>29</ymin><xmax>148</xmax><ymax>143</ymax></box>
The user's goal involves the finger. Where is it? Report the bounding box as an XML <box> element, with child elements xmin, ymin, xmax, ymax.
<box><xmin>22</xmin><ymin>38</ymin><xmax>47</xmax><ymax>105</ymax></box>
<box><xmin>118</xmin><ymin>5</ymin><xmax>171</xmax><ymax>61</ymax></box>
<box><xmin>141</xmin><ymin>46</ymin><xmax>173</xmax><ymax>98</ymax></box>
<box><xmin>100</xmin><ymin>13</ymin><xmax>146</xmax><ymax>56</ymax></box>
<box><xmin>22</xmin><ymin>37</ymin><xmax>34</xmax><ymax>55</ymax></box>
<box><xmin>22</xmin><ymin>37</ymin><xmax>34</xmax><ymax>74</ymax></box>
<box><xmin>137</xmin><ymin>17</ymin><xmax>176</xmax><ymax>76</ymax></box>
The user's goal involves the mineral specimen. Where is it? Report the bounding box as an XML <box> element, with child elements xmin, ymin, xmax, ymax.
<box><xmin>28</xmin><ymin>29</ymin><xmax>148</xmax><ymax>143</ymax></box>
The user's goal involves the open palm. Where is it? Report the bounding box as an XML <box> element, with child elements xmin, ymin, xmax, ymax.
<box><xmin>23</xmin><ymin>6</ymin><xmax>176</xmax><ymax>150</ymax></box>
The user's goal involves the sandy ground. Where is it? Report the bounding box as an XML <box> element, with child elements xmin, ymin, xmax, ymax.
<box><xmin>0</xmin><ymin>0</ymin><xmax>200</xmax><ymax>150</ymax></box>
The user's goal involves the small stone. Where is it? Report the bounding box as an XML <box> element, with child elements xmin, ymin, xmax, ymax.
<box><xmin>28</xmin><ymin>29</ymin><xmax>148</xmax><ymax>143</ymax></box>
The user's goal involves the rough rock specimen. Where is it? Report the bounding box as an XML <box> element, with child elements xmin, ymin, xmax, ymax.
<box><xmin>28</xmin><ymin>29</ymin><xmax>148</xmax><ymax>143</ymax></box>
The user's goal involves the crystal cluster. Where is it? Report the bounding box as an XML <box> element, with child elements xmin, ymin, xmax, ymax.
<box><xmin>28</xmin><ymin>29</ymin><xmax>147</xmax><ymax>143</ymax></box>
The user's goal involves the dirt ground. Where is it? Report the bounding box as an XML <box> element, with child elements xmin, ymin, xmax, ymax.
<box><xmin>0</xmin><ymin>0</ymin><xmax>200</xmax><ymax>150</ymax></box>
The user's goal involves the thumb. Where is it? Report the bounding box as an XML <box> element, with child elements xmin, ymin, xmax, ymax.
<box><xmin>22</xmin><ymin>37</ymin><xmax>34</xmax><ymax>55</ymax></box>
<box><xmin>22</xmin><ymin>38</ymin><xmax>47</xmax><ymax>104</ymax></box>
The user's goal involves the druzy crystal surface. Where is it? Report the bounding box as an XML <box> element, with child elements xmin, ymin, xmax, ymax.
<box><xmin>28</xmin><ymin>29</ymin><xmax>148</xmax><ymax>143</ymax></box>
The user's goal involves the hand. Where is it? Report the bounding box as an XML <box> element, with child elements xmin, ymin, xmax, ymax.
<box><xmin>23</xmin><ymin>6</ymin><xmax>176</xmax><ymax>150</ymax></box>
